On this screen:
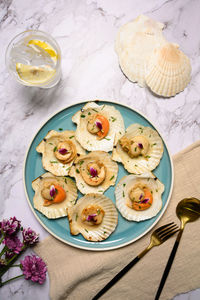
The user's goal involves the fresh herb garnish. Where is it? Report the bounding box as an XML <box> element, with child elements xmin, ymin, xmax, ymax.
<box><xmin>50</xmin><ymin>161</ymin><xmax>58</xmax><ymax>163</ymax></box>
<box><xmin>59</xmin><ymin>128</ymin><xmax>63</xmax><ymax>131</ymax></box>
<box><xmin>110</xmin><ymin>175</ymin><xmax>114</xmax><ymax>181</ymax></box>
<box><xmin>123</xmin><ymin>183</ymin><xmax>126</xmax><ymax>187</ymax></box>
<box><xmin>123</xmin><ymin>191</ymin><xmax>125</xmax><ymax>197</ymax></box>
<box><xmin>75</xmin><ymin>213</ymin><xmax>78</xmax><ymax>221</ymax></box>
<box><xmin>111</xmin><ymin>116</ymin><xmax>116</xmax><ymax>122</ymax></box>
<box><xmin>53</xmin><ymin>146</ymin><xmax>57</xmax><ymax>152</ymax></box>
<box><xmin>81</xmin><ymin>114</ymin><xmax>85</xmax><ymax>118</ymax></box>
<box><xmin>76</xmin><ymin>169</ymin><xmax>80</xmax><ymax>173</ymax></box>
<box><xmin>104</xmin><ymin>137</ymin><xmax>111</xmax><ymax>141</ymax></box>
<box><xmin>69</xmin><ymin>135</ymin><xmax>74</xmax><ymax>139</ymax></box>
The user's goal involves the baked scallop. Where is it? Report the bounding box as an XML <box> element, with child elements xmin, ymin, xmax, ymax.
<box><xmin>72</xmin><ymin>102</ymin><xmax>125</xmax><ymax>152</ymax></box>
<box><xmin>32</xmin><ymin>172</ymin><xmax>78</xmax><ymax>219</ymax></box>
<box><xmin>115</xmin><ymin>173</ymin><xmax>164</xmax><ymax>221</ymax></box>
<box><xmin>69</xmin><ymin>151</ymin><xmax>118</xmax><ymax>194</ymax></box>
<box><xmin>67</xmin><ymin>193</ymin><xmax>118</xmax><ymax>241</ymax></box>
<box><xmin>145</xmin><ymin>42</ymin><xmax>191</xmax><ymax>97</ymax></box>
<box><xmin>112</xmin><ymin>123</ymin><xmax>163</xmax><ymax>174</ymax></box>
<box><xmin>36</xmin><ymin>130</ymin><xmax>86</xmax><ymax>176</ymax></box>
<box><xmin>115</xmin><ymin>15</ymin><xmax>166</xmax><ymax>87</ymax></box>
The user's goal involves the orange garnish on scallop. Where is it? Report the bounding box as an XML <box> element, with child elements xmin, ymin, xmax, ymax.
<box><xmin>43</xmin><ymin>185</ymin><xmax>66</xmax><ymax>206</ymax></box>
<box><xmin>96</xmin><ymin>114</ymin><xmax>110</xmax><ymax>140</ymax></box>
<box><xmin>132</xmin><ymin>188</ymin><xmax>153</xmax><ymax>211</ymax></box>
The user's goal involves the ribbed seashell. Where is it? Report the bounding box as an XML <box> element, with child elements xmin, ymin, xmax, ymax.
<box><xmin>112</xmin><ymin>123</ymin><xmax>163</xmax><ymax>174</ymax></box>
<box><xmin>145</xmin><ymin>43</ymin><xmax>191</xmax><ymax>97</ymax></box>
<box><xmin>69</xmin><ymin>151</ymin><xmax>118</xmax><ymax>194</ymax></box>
<box><xmin>115</xmin><ymin>15</ymin><xmax>166</xmax><ymax>87</ymax></box>
<box><xmin>115</xmin><ymin>173</ymin><xmax>164</xmax><ymax>221</ymax></box>
<box><xmin>72</xmin><ymin>102</ymin><xmax>125</xmax><ymax>152</ymax></box>
<box><xmin>32</xmin><ymin>172</ymin><xmax>78</xmax><ymax>219</ymax></box>
<box><xmin>67</xmin><ymin>193</ymin><xmax>118</xmax><ymax>241</ymax></box>
<box><xmin>36</xmin><ymin>130</ymin><xmax>86</xmax><ymax>176</ymax></box>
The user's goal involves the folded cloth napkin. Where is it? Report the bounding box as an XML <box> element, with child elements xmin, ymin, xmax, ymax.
<box><xmin>34</xmin><ymin>141</ymin><xmax>200</xmax><ymax>300</ymax></box>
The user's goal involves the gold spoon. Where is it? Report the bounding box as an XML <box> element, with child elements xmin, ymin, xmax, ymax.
<box><xmin>155</xmin><ymin>197</ymin><xmax>200</xmax><ymax>300</ymax></box>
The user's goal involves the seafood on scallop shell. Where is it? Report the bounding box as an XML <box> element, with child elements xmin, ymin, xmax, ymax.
<box><xmin>72</xmin><ymin>102</ymin><xmax>125</xmax><ymax>152</ymax></box>
<box><xmin>67</xmin><ymin>193</ymin><xmax>118</xmax><ymax>241</ymax></box>
<box><xmin>112</xmin><ymin>123</ymin><xmax>163</xmax><ymax>174</ymax></box>
<box><xmin>36</xmin><ymin>130</ymin><xmax>86</xmax><ymax>176</ymax></box>
<box><xmin>145</xmin><ymin>42</ymin><xmax>191</xmax><ymax>97</ymax></box>
<box><xmin>115</xmin><ymin>173</ymin><xmax>164</xmax><ymax>221</ymax></box>
<box><xmin>69</xmin><ymin>151</ymin><xmax>118</xmax><ymax>194</ymax></box>
<box><xmin>32</xmin><ymin>172</ymin><xmax>78</xmax><ymax>219</ymax></box>
<box><xmin>115</xmin><ymin>15</ymin><xmax>166</xmax><ymax>87</ymax></box>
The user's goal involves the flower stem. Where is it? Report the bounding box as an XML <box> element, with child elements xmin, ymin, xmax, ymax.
<box><xmin>0</xmin><ymin>246</ymin><xmax>7</xmax><ymax>258</ymax></box>
<box><xmin>10</xmin><ymin>264</ymin><xmax>21</xmax><ymax>267</ymax></box>
<box><xmin>0</xmin><ymin>235</ymin><xmax>5</xmax><ymax>245</ymax></box>
<box><xmin>0</xmin><ymin>274</ymin><xmax>24</xmax><ymax>287</ymax></box>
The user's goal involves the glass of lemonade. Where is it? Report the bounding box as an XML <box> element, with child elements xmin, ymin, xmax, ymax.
<box><xmin>6</xmin><ymin>30</ymin><xmax>61</xmax><ymax>88</ymax></box>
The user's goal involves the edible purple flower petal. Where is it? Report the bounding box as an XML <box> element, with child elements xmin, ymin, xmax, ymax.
<box><xmin>138</xmin><ymin>143</ymin><xmax>143</xmax><ymax>149</ymax></box>
<box><xmin>90</xmin><ymin>167</ymin><xmax>98</xmax><ymax>177</ymax></box>
<box><xmin>95</xmin><ymin>121</ymin><xmax>102</xmax><ymax>130</ymax></box>
<box><xmin>49</xmin><ymin>185</ymin><xmax>56</xmax><ymax>197</ymax></box>
<box><xmin>22</xmin><ymin>228</ymin><xmax>39</xmax><ymax>246</ymax></box>
<box><xmin>58</xmin><ymin>148</ymin><xmax>68</xmax><ymax>155</ymax></box>
<box><xmin>0</xmin><ymin>216</ymin><xmax>21</xmax><ymax>236</ymax></box>
<box><xmin>141</xmin><ymin>198</ymin><xmax>149</xmax><ymax>204</ymax></box>
<box><xmin>20</xmin><ymin>255</ymin><xmax>47</xmax><ymax>285</ymax></box>
<box><xmin>86</xmin><ymin>214</ymin><xmax>97</xmax><ymax>221</ymax></box>
<box><xmin>139</xmin><ymin>194</ymin><xmax>143</xmax><ymax>200</ymax></box>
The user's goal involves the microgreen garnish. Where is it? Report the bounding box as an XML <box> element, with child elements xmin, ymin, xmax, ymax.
<box><xmin>92</xmin><ymin>108</ymin><xmax>98</xmax><ymax>112</ymax></box>
<box><xmin>76</xmin><ymin>169</ymin><xmax>80</xmax><ymax>173</ymax></box>
<box><xmin>53</xmin><ymin>146</ymin><xmax>57</xmax><ymax>152</ymax></box>
<box><xmin>79</xmin><ymin>160</ymin><xmax>84</xmax><ymax>165</ymax></box>
<box><xmin>50</xmin><ymin>161</ymin><xmax>58</xmax><ymax>163</ymax></box>
<box><xmin>123</xmin><ymin>191</ymin><xmax>125</xmax><ymax>197</ymax></box>
<box><xmin>69</xmin><ymin>135</ymin><xmax>74</xmax><ymax>139</ymax></box>
<box><xmin>110</xmin><ymin>175</ymin><xmax>115</xmax><ymax>181</ymax></box>
<box><xmin>104</xmin><ymin>137</ymin><xmax>111</xmax><ymax>141</ymax></box>
<box><xmin>151</xmin><ymin>143</ymin><xmax>157</xmax><ymax>147</ymax></box>
<box><xmin>81</xmin><ymin>114</ymin><xmax>85</xmax><ymax>118</ymax></box>
<box><xmin>123</xmin><ymin>183</ymin><xmax>126</xmax><ymax>187</ymax></box>
<box><xmin>85</xmin><ymin>229</ymin><xmax>88</xmax><ymax>233</ymax></box>
<box><xmin>111</xmin><ymin>116</ymin><xmax>116</xmax><ymax>122</ymax></box>
<box><xmin>88</xmin><ymin>112</ymin><xmax>91</xmax><ymax>115</ymax></box>
<box><xmin>75</xmin><ymin>213</ymin><xmax>78</xmax><ymax>221</ymax></box>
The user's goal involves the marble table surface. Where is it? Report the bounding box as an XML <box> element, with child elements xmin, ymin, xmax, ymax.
<box><xmin>0</xmin><ymin>0</ymin><xmax>200</xmax><ymax>299</ymax></box>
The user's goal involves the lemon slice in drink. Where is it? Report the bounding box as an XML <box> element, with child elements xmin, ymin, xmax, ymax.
<box><xmin>28</xmin><ymin>40</ymin><xmax>58</xmax><ymax>63</ymax></box>
<box><xmin>16</xmin><ymin>63</ymin><xmax>56</xmax><ymax>85</ymax></box>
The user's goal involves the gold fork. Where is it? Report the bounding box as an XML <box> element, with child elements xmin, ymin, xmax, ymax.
<box><xmin>92</xmin><ymin>222</ymin><xmax>179</xmax><ymax>300</ymax></box>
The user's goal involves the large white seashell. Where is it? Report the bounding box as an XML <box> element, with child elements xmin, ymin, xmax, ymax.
<box><xmin>115</xmin><ymin>15</ymin><xmax>166</xmax><ymax>87</ymax></box>
<box><xmin>72</xmin><ymin>102</ymin><xmax>125</xmax><ymax>152</ymax></box>
<box><xmin>145</xmin><ymin>43</ymin><xmax>191</xmax><ymax>97</ymax></box>
<box><xmin>32</xmin><ymin>172</ymin><xmax>78</xmax><ymax>219</ymax></box>
<box><xmin>112</xmin><ymin>123</ymin><xmax>163</xmax><ymax>174</ymax></box>
<box><xmin>36</xmin><ymin>130</ymin><xmax>86</xmax><ymax>176</ymax></box>
<box><xmin>67</xmin><ymin>193</ymin><xmax>118</xmax><ymax>241</ymax></box>
<box><xmin>69</xmin><ymin>151</ymin><xmax>118</xmax><ymax>194</ymax></box>
<box><xmin>115</xmin><ymin>173</ymin><xmax>164</xmax><ymax>221</ymax></box>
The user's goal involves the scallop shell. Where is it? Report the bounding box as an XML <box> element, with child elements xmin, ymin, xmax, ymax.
<box><xmin>72</xmin><ymin>102</ymin><xmax>125</xmax><ymax>152</ymax></box>
<box><xmin>32</xmin><ymin>172</ymin><xmax>78</xmax><ymax>219</ymax></box>
<box><xmin>145</xmin><ymin>43</ymin><xmax>191</xmax><ymax>97</ymax></box>
<box><xmin>115</xmin><ymin>15</ymin><xmax>166</xmax><ymax>87</ymax></box>
<box><xmin>69</xmin><ymin>151</ymin><xmax>118</xmax><ymax>194</ymax></box>
<box><xmin>36</xmin><ymin>130</ymin><xmax>86</xmax><ymax>176</ymax></box>
<box><xmin>112</xmin><ymin>123</ymin><xmax>163</xmax><ymax>174</ymax></box>
<box><xmin>67</xmin><ymin>193</ymin><xmax>118</xmax><ymax>241</ymax></box>
<box><xmin>115</xmin><ymin>173</ymin><xmax>164</xmax><ymax>221</ymax></box>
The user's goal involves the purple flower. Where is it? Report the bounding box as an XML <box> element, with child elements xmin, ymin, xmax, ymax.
<box><xmin>58</xmin><ymin>148</ymin><xmax>68</xmax><ymax>155</ymax></box>
<box><xmin>0</xmin><ymin>217</ymin><xmax>21</xmax><ymax>236</ymax></box>
<box><xmin>86</xmin><ymin>214</ymin><xmax>97</xmax><ymax>222</ymax></box>
<box><xmin>20</xmin><ymin>255</ymin><xmax>47</xmax><ymax>285</ymax></box>
<box><xmin>90</xmin><ymin>167</ymin><xmax>98</xmax><ymax>177</ymax></box>
<box><xmin>22</xmin><ymin>228</ymin><xmax>39</xmax><ymax>246</ymax></box>
<box><xmin>3</xmin><ymin>236</ymin><xmax>23</xmax><ymax>254</ymax></box>
<box><xmin>138</xmin><ymin>143</ymin><xmax>143</xmax><ymax>149</ymax></box>
<box><xmin>141</xmin><ymin>198</ymin><xmax>149</xmax><ymax>204</ymax></box>
<box><xmin>49</xmin><ymin>185</ymin><xmax>56</xmax><ymax>197</ymax></box>
<box><xmin>95</xmin><ymin>121</ymin><xmax>102</xmax><ymax>130</ymax></box>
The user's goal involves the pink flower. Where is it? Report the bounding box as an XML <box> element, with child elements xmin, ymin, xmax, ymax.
<box><xmin>22</xmin><ymin>228</ymin><xmax>39</xmax><ymax>246</ymax></box>
<box><xmin>90</xmin><ymin>167</ymin><xmax>98</xmax><ymax>177</ymax></box>
<box><xmin>3</xmin><ymin>236</ymin><xmax>23</xmax><ymax>254</ymax></box>
<box><xmin>0</xmin><ymin>217</ymin><xmax>21</xmax><ymax>235</ymax></box>
<box><xmin>20</xmin><ymin>255</ymin><xmax>47</xmax><ymax>284</ymax></box>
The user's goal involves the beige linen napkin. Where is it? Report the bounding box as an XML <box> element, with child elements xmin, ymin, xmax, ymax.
<box><xmin>34</xmin><ymin>141</ymin><xmax>200</xmax><ymax>300</ymax></box>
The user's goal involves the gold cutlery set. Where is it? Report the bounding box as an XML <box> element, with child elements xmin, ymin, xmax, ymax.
<box><xmin>93</xmin><ymin>197</ymin><xmax>200</xmax><ymax>300</ymax></box>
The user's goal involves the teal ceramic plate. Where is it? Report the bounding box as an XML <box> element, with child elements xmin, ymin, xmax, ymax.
<box><xmin>24</xmin><ymin>100</ymin><xmax>173</xmax><ymax>251</ymax></box>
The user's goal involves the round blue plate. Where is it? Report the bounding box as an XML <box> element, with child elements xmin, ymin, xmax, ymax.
<box><xmin>24</xmin><ymin>100</ymin><xmax>173</xmax><ymax>251</ymax></box>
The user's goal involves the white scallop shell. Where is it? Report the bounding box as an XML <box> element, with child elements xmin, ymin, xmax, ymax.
<box><xmin>145</xmin><ymin>43</ymin><xmax>191</xmax><ymax>97</ymax></box>
<box><xmin>112</xmin><ymin>123</ymin><xmax>163</xmax><ymax>174</ymax></box>
<box><xmin>36</xmin><ymin>130</ymin><xmax>86</xmax><ymax>176</ymax></box>
<box><xmin>72</xmin><ymin>102</ymin><xmax>125</xmax><ymax>152</ymax></box>
<box><xmin>115</xmin><ymin>173</ymin><xmax>164</xmax><ymax>221</ymax></box>
<box><xmin>115</xmin><ymin>15</ymin><xmax>166</xmax><ymax>87</ymax></box>
<box><xmin>67</xmin><ymin>193</ymin><xmax>118</xmax><ymax>241</ymax></box>
<box><xmin>32</xmin><ymin>172</ymin><xmax>78</xmax><ymax>219</ymax></box>
<box><xmin>69</xmin><ymin>151</ymin><xmax>118</xmax><ymax>194</ymax></box>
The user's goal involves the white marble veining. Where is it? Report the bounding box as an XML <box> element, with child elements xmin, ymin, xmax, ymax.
<box><xmin>0</xmin><ymin>0</ymin><xmax>200</xmax><ymax>299</ymax></box>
